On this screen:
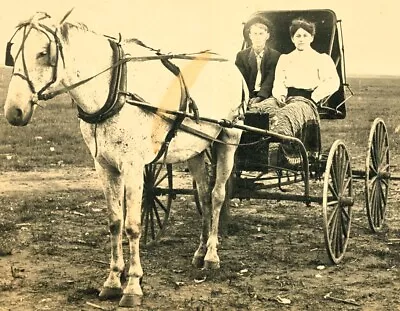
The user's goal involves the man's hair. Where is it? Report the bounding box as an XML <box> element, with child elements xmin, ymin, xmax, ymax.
<box><xmin>244</xmin><ymin>16</ymin><xmax>272</xmax><ymax>35</ymax></box>
<box><xmin>289</xmin><ymin>18</ymin><xmax>316</xmax><ymax>37</ymax></box>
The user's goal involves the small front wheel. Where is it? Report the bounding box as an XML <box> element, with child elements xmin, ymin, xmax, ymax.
<box><xmin>322</xmin><ymin>140</ymin><xmax>353</xmax><ymax>264</ymax></box>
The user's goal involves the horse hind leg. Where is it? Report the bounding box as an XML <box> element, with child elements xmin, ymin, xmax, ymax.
<box><xmin>204</xmin><ymin>128</ymin><xmax>241</xmax><ymax>269</ymax></box>
<box><xmin>188</xmin><ymin>151</ymin><xmax>212</xmax><ymax>268</ymax></box>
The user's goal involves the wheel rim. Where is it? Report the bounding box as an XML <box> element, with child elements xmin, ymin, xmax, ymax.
<box><xmin>322</xmin><ymin>140</ymin><xmax>353</xmax><ymax>264</ymax></box>
<box><xmin>141</xmin><ymin>163</ymin><xmax>173</xmax><ymax>245</ymax></box>
<box><xmin>365</xmin><ymin>118</ymin><xmax>390</xmax><ymax>232</ymax></box>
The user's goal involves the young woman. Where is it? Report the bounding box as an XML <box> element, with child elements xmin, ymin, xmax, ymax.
<box><xmin>269</xmin><ymin>18</ymin><xmax>340</xmax><ymax>167</ymax></box>
<box><xmin>272</xmin><ymin>18</ymin><xmax>340</xmax><ymax>104</ymax></box>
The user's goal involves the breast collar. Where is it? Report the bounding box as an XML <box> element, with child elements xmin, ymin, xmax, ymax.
<box><xmin>77</xmin><ymin>39</ymin><xmax>127</xmax><ymax>124</ymax></box>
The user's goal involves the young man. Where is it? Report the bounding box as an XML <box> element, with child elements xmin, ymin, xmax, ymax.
<box><xmin>235</xmin><ymin>16</ymin><xmax>281</xmax><ymax>107</ymax></box>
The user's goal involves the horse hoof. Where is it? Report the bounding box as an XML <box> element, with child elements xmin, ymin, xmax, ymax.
<box><xmin>192</xmin><ymin>256</ymin><xmax>205</xmax><ymax>268</ymax></box>
<box><xmin>98</xmin><ymin>287</ymin><xmax>123</xmax><ymax>300</ymax></box>
<box><xmin>204</xmin><ymin>260</ymin><xmax>220</xmax><ymax>270</ymax></box>
<box><xmin>119</xmin><ymin>294</ymin><xmax>142</xmax><ymax>307</ymax></box>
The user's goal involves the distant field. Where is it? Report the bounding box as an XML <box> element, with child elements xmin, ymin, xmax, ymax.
<box><xmin>0</xmin><ymin>66</ymin><xmax>399</xmax><ymax>172</ymax></box>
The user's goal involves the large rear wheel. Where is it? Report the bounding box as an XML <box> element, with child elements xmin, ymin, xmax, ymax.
<box><xmin>365</xmin><ymin>118</ymin><xmax>390</xmax><ymax>232</ymax></box>
<box><xmin>141</xmin><ymin>163</ymin><xmax>173</xmax><ymax>246</ymax></box>
<box><xmin>322</xmin><ymin>140</ymin><xmax>353</xmax><ymax>264</ymax></box>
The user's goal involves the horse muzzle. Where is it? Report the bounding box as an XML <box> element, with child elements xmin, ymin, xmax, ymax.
<box><xmin>4</xmin><ymin>102</ymin><xmax>34</xmax><ymax>126</ymax></box>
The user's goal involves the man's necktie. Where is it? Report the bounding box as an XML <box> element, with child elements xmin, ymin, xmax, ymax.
<box><xmin>254</xmin><ymin>53</ymin><xmax>262</xmax><ymax>92</ymax></box>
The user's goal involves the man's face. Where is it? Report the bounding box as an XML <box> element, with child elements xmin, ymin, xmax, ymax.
<box><xmin>249</xmin><ymin>23</ymin><xmax>270</xmax><ymax>50</ymax></box>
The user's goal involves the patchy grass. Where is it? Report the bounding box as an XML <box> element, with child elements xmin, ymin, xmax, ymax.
<box><xmin>0</xmin><ymin>67</ymin><xmax>92</xmax><ymax>171</ymax></box>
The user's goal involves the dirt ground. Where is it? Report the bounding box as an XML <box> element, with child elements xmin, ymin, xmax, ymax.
<box><xmin>0</xmin><ymin>167</ymin><xmax>400</xmax><ymax>311</ymax></box>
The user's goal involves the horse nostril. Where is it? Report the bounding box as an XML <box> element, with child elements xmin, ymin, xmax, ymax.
<box><xmin>15</xmin><ymin>108</ymin><xmax>23</xmax><ymax>119</ymax></box>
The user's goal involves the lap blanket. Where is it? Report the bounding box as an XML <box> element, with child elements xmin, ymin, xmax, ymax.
<box><xmin>269</xmin><ymin>96</ymin><xmax>321</xmax><ymax>168</ymax></box>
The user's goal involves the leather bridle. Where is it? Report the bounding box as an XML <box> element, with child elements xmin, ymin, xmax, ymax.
<box><xmin>7</xmin><ymin>18</ymin><xmax>65</xmax><ymax>104</ymax></box>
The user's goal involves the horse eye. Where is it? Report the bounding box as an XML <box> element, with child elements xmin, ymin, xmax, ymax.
<box><xmin>37</xmin><ymin>51</ymin><xmax>47</xmax><ymax>59</ymax></box>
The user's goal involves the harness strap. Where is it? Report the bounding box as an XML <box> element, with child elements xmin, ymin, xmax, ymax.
<box><xmin>148</xmin><ymin>57</ymin><xmax>200</xmax><ymax>163</ymax></box>
<box><xmin>125</xmin><ymin>95</ymin><xmax>254</xmax><ymax>147</ymax></box>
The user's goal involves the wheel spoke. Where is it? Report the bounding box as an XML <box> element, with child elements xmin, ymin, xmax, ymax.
<box><xmin>369</xmin><ymin>163</ymin><xmax>378</xmax><ymax>175</ymax></box>
<box><xmin>150</xmin><ymin>204</ymin><xmax>156</xmax><ymax>240</ymax></box>
<box><xmin>371</xmin><ymin>136</ymin><xmax>379</xmax><ymax>169</ymax></box>
<box><xmin>332</xmin><ymin>213</ymin><xmax>340</xmax><ymax>257</ymax></box>
<box><xmin>327</xmin><ymin>200</ymin><xmax>339</xmax><ymax>206</ymax></box>
<box><xmin>378</xmin><ymin>126</ymin><xmax>386</xmax><ymax>153</ymax></box>
<box><xmin>330</xmin><ymin>164</ymin><xmax>339</xmax><ymax>194</ymax></box>
<box><xmin>152</xmin><ymin>200</ymin><xmax>164</xmax><ymax>229</ymax></box>
<box><xmin>379</xmin><ymin>181</ymin><xmax>387</xmax><ymax>207</ymax></box>
<box><xmin>375</xmin><ymin>184</ymin><xmax>382</xmax><ymax>227</ymax></box>
<box><xmin>154</xmin><ymin>164</ymin><xmax>163</xmax><ymax>181</ymax></box>
<box><xmin>369</xmin><ymin>179</ymin><xmax>377</xmax><ymax>206</ymax></box>
<box><xmin>339</xmin><ymin>147</ymin><xmax>348</xmax><ymax>188</ymax></box>
<box><xmin>329</xmin><ymin>206</ymin><xmax>339</xmax><ymax>242</ymax></box>
<box><xmin>379</xmin><ymin>142</ymin><xmax>389</xmax><ymax>164</ymax></box>
<box><xmin>341</xmin><ymin>205</ymin><xmax>351</xmax><ymax>222</ymax></box>
<box><xmin>154</xmin><ymin>196</ymin><xmax>169</xmax><ymax>213</ymax></box>
<box><xmin>328</xmin><ymin>182</ymin><xmax>339</xmax><ymax>199</ymax></box>
<box><xmin>380</xmin><ymin>163</ymin><xmax>390</xmax><ymax>173</ymax></box>
<box><xmin>336</xmin><ymin>214</ymin><xmax>343</xmax><ymax>257</ymax></box>
<box><xmin>341</xmin><ymin>210</ymin><xmax>349</xmax><ymax>239</ymax></box>
<box><xmin>368</xmin><ymin>175</ymin><xmax>378</xmax><ymax>188</ymax></box>
<box><xmin>342</xmin><ymin>177</ymin><xmax>351</xmax><ymax>195</ymax></box>
<box><xmin>381</xmin><ymin>178</ymin><xmax>389</xmax><ymax>188</ymax></box>
<box><xmin>327</xmin><ymin>203</ymin><xmax>339</xmax><ymax>227</ymax></box>
<box><xmin>154</xmin><ymin>172</ymin><xmax>168</xmax><ymax>187</ymax></box>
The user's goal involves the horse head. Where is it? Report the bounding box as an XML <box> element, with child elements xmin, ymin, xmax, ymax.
<box><xmin>4</xmin><ymin>12</ymin><xmax>65</xmax><ymax>126</ymax></box>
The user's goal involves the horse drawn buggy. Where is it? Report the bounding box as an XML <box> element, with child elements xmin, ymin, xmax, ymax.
<box><xmin>140</xmin><ymin>9</ymin><xmax>390</xmax><ymax>265</ymax></box>
<box><xmin>3</xmin><ymin>7</ymin><xmax>391</xmax><ymax>307</ymax></box>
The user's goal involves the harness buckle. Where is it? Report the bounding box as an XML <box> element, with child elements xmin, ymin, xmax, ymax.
<box><xmin>31</xmin><ymin>93</ymin><xmax>39</xmax><ymax>104</ymax></box>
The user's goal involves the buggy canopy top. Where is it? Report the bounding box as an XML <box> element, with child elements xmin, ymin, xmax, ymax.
<box><xmin>242</xmin><ymin>9</ymin><xmax>352</xmax><ymax>119</ymax></box>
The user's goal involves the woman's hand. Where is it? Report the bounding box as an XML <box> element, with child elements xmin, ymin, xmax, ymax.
<box><xmin>277</xmin><ymin>95</ymin><xmax>286</xmax><ymax>107</ymax></box>
<box><xmin>248</xmin><ymin>96</ymin><xmax>264</xmax><ymax>107</ymax></box>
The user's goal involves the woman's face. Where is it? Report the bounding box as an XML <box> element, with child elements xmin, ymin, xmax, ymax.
<box><xmin>291</xmin><ymin>28</ymin><xmax>314</xmax><ymax>51</ymax></box>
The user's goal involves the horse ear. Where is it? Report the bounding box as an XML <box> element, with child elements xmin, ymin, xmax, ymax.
<box><xmin>48</xmin><ymin>41</ymin><xmax>57</xmax><ymax>66</ymax></box>
<box><xmin>59</xmin><ymin>8</ymin><xmax>74</xmax><ymax>25</ymax></box>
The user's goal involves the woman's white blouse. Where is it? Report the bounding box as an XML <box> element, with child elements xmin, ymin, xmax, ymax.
<box><xmin>272</xmin><ymin>49</ymin><xmax>340</xmax><ymax>103</ymax></box>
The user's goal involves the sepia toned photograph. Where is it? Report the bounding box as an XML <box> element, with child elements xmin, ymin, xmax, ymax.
<box><xmin>0</xmin><ymin>0</ymin><xmax>399</xmax><ymax>310</ymax></box>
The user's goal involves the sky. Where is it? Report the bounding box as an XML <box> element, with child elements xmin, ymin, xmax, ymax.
<box><xmin>0</xmin><ymin>0</ymin><xmax>399</xmax><ymax>76</ymax></box>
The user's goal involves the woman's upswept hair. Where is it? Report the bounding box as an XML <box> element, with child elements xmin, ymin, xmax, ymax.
<box><xmin>289</xmin><ymin>18</ymin><xmax>316</xmax><ymax>37</ymax></box>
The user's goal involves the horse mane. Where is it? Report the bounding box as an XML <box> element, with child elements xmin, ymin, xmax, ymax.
<box><xmin>15</xmin><ymin>12</ymin><xmax>94</xmax><ymax>44</ymax></box>
<box><xmin>59</xmin><ymin>22</ymin><xmax>93</xmax><ymax>42</ymax></box>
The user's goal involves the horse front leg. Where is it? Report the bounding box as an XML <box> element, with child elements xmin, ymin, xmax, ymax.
<box><xmin>96</xmin><ymin>163</ymin><xmax>125</xmax><ymax>300</ymax></box>
<box><xmin>204</xmin><ymin>129</ymin><xmax>241</xmax><ymax>269</ymax></box>
<box><xmin>188</xmin><ymin>151</ymin><xmax>212</xmax><ymax>268</ymax></box>
<box><xmin>118</xmin><ymin>163</ymin><xmax>144</xmax><ymax>307</ymax></box>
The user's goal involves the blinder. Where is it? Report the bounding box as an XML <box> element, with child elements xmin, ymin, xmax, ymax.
<box><xmin>5</xmin><ymin>36</ymin><xmax>59</xmax><ymax>68</ymax></box>
<box><xmin>5</xmin><ymin>42</ymin><xmax>14</xmax><ymax>67</ymax></box>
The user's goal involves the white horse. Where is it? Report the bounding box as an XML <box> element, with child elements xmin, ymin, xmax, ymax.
<box><xmin>4</xmin><ymin>12</ymin><xmax>247</xmax><ymax>307</ymax></box>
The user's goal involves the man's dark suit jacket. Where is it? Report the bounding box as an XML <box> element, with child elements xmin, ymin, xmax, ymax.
<box><xmin>235</xmin><ymin>47</ymin><xmax>281</xmax><ymax>99</ymax></box>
